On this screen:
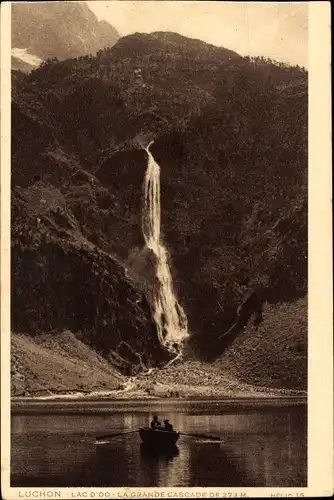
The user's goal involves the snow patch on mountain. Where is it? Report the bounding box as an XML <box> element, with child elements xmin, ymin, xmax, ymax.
<box><xmin>12</xmin><ymin>48</ymin><xmax>43</xmax><ymax>67</ymax></box>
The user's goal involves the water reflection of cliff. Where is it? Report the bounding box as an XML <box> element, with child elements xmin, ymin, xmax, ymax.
<box><xmin>189</xmin><ymin>409</ymin><xmax>307</xmax><ymax>487</ymax></box>
<box><xmin>11</xmin><ymin>405</ymin><xmax>307</xmax><ymax>487</ymax></box>
<box><xmin>11</xmin><ymin>433</ymin><xmax>97</xmax><ymax>486</ymax></box>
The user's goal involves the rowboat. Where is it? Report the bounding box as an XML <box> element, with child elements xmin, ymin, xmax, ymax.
<box><xmin>96</xmin><ymin>427</ymin><xmax>220</xmax><ymax>445</ymax></box>
<box><xmin>138</xmin><ymin>426</ymin><xmax>180</xmax><ymax>448</ymax></box>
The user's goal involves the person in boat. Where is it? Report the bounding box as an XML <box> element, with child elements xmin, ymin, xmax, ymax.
<box><xmin>163</xmin><ymin>419</ymin><xmax>174</xmax><ymax>432</ymax></box>
<box><xmin>150</xmin><ymin>415</ymin><xmax>162</xmax><ymax>429</ymax></box>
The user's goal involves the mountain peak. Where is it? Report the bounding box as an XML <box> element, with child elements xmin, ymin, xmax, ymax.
<box><xmin>11</xmin><ymin>2</ymin><xmax>120</xmax><ymax>66</ymax></box>
<box><xmin>110</xmin><ymin>30</ymin><xmax>241</xmax><ymax>62</ymax></box>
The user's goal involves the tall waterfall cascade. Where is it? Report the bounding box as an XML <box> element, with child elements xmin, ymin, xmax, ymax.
<box><xmin>142</xmin><ymin>141</ymin><xmax>189</xmax><ymax>353</ymax></box>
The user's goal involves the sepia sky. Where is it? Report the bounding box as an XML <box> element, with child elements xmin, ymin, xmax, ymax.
<box><xmin>87</xmin><ymin>1</ymin><xmax>308</xmax><ymax>68</ymax></box>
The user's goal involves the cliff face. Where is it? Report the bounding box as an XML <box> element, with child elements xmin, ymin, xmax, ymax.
<box><xmin>11</xmin><ymin>183</ymin><xmax>169</xmax><ymax>378</ymax></box>
<box><xmin>11</xmin><ymin>31</ymin><xmax>307</xmax><ymax>390</ymax></box>
<box><xmin>11</xmin><ymin>2</ymin><xmax>120</xmax><ymax>63</ymax></box>
<box><xmin>151</xmin><ymin>87</ymin><xmax>307</xmax><ymax>352</ymax></box>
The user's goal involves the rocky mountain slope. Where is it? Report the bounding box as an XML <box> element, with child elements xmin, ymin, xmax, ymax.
<box><xmin>11</xmin><ymin>32</ymin><xmax>307</xmax><ymax>394</ymax></box>
<box><xmin>11</xmin><ymin>182</ymin><xmax>169</xmax><ymax>379</ymax></box>
<box><xmin>11</xmin><ymin>331</ymin><xmax>125</xmax><ymax>397</ymax></box>
<box><xmin>11</xmin><ymin>2</ymin><xmax>119</xmax><ymax>71</ymax></box>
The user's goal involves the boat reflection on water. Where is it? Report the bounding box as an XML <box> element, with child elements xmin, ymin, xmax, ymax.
<box><xmin>139</xmin><ymin>442</ymin><xmax>180</xmax><ymax>461</ymax></box>
<box><xmin>139</xmin><ymin>442</ymin><xmax>185</xmax><ymax>486</ymax></box>
<box><xmin>11</xmin><ymin>403</ymin><xmax>306</xmax><ymax>487</ymax></box>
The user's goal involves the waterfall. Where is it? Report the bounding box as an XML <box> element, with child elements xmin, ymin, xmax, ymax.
<box><xmin>142</xmin><ymin>141</ymin><xmax>188</xmax><ymax>353</ymax></box>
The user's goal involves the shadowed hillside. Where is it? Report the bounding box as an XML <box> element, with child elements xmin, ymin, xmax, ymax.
<box><xmin>11</xmin><ymin>31</ymin><xmax>307</xmax><ymax>392</ymax></box>
<box><xmin>11</xmin><ymin>183</ymin><xmax>170</xmax><ymax>381</ymax></box>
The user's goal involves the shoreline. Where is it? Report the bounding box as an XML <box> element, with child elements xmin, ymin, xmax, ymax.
<box><xmin>11</xmin><ymin>355</ymin><xmax>307</xmax><ymax>404</ymax></box>
<box><xmin>11</xmin><ymin>386</ymin><xmax>307</xmax><ymax>404</ymax></box>
<box><xmin>11</xmin><ymin>393</ymin><xmax>307</xmax><ymax>416</ymax></box>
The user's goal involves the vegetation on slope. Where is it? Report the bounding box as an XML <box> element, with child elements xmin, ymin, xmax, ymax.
<box><xmin>11</xmin><ymin>32</ymin><xmax>307</xmax><ymax>390</ymax></box>
<box><xmin>218</xmin><ymin>297</ymin><xmax>307</xmax><ymax>390</ymax></box>
<box><xmin>11</xmin><ymin>183</ymin><xmax>170</xmax><ymax>378</ymax></box>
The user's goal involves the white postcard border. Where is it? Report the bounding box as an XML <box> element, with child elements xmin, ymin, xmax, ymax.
<box><xmin>1</xmin><ymin>2</ymin><xmax>333</xmax><ymax>498</ymax></box>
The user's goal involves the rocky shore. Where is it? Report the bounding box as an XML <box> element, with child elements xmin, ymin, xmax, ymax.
<box><xmin>11</xmin><ymin>357</ymin><xmax>306</xmax><ymax>400</ymax></box>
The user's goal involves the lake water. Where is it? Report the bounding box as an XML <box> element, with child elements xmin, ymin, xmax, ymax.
<box><xmin>11</xmin><ymin>399</ymin><xmax>307</xmax><ymax>487</ymax></box>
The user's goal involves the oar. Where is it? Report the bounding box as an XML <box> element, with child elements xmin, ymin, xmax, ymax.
<box><xmin>96</xmin><ymin>430</ymin><xmax>138</xmax><ymax>441</ymax></box>
<box><xmin>180</xmin><ymin>432</ymin><xmax>221</xmax><ymax>441</ymax></box>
